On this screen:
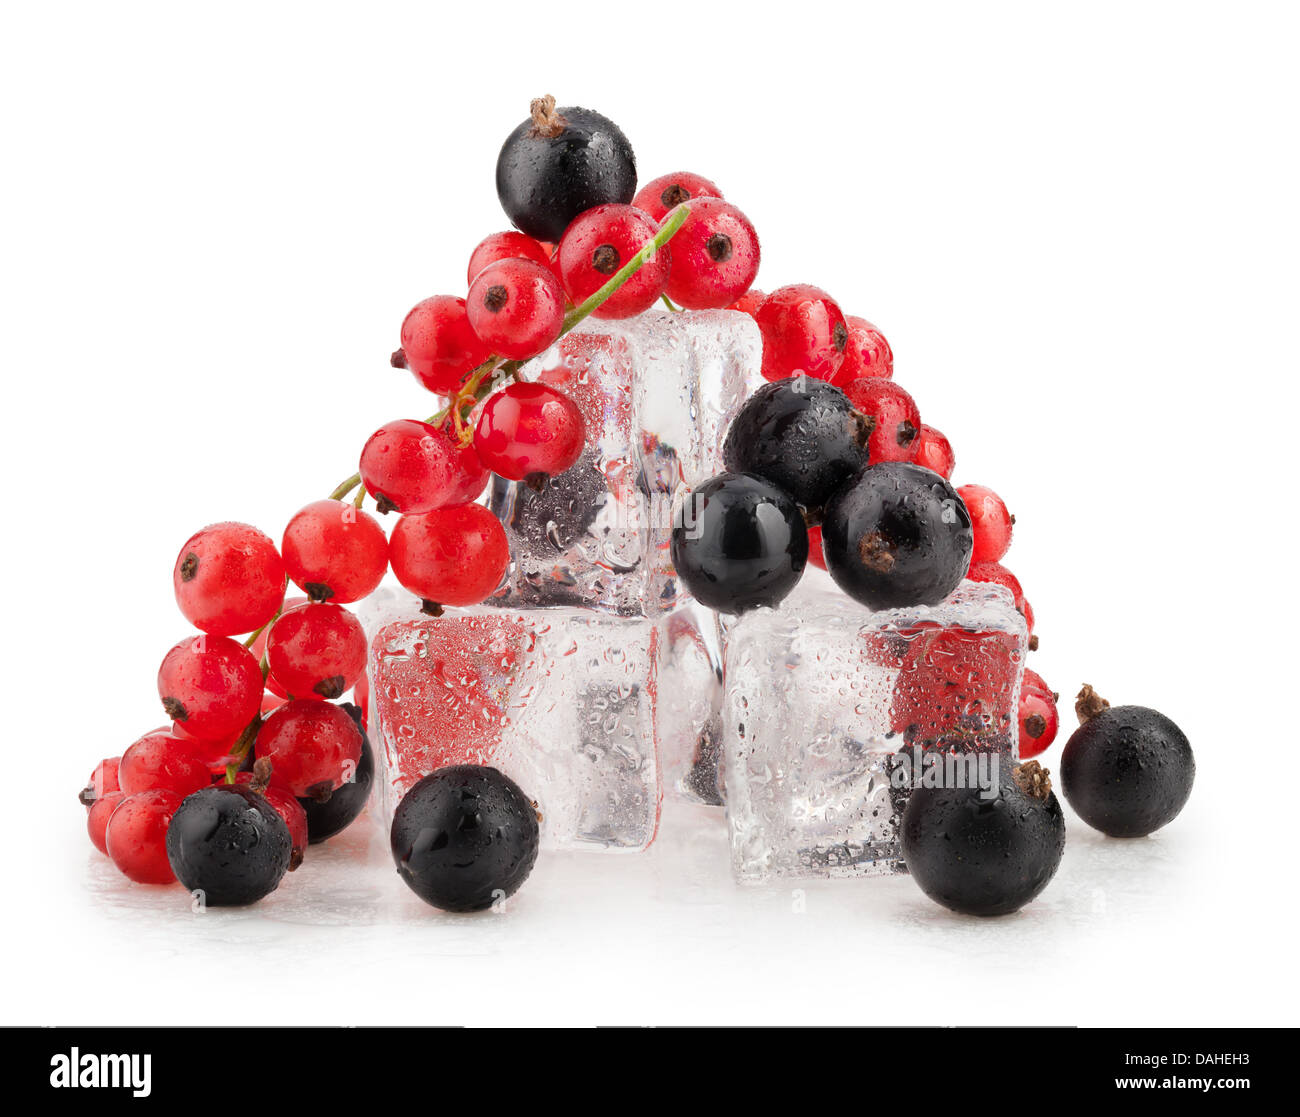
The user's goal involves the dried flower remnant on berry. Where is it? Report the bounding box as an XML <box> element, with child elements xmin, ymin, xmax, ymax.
<box><xmin>1075</xmin><ymin>684</ymin><xmax>1110</xmax><ymax>723</ymax></box>
<box><xmin>529</xmin><ymin>94</ymin><xmax>566</xmax><ymax>138</ymax></box>
<box><xmin>1013</xmin><ymin>761</ymin><xmax>1052</xmax><ymax>801</ymax></box>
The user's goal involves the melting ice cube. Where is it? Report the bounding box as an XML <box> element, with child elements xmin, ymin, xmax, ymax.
<box><xmin>365</xmin><ymin>593</ymin><xmax>662</xmax><ymax>852</ymax></box>
<box><xmin>488</xmin><ymin>309</ymin><xmax>763</xmax><ymax>617</ymax></box>
<box><xmin>722</xmin><ymin>578</ymin><xmax>1028</xmax><ymax>882</ymax></box>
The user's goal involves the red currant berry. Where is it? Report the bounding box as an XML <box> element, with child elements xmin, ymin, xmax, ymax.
<box><xmin>662</xmin><ymin>198</ymin><xmax>761</xmax><ymax>310</ymax></box>
<box><xmin>557</xmin><ymin>204</ymin><xmax>670</xmax><ymax>319</ymax></box>
<box><xmin>262</xmin><ymin>691</ymin><xmax>288</xmax><ymax>717</ymax></box>
<box><xmin>1022</xmin><ymin>667</ymin><xmax>1051</xmax><ymax>698</ymax></box>
<box><xmin>830</xmin><ymin>316</ymin><xmax>893</xmax><ymax>385</ymax></box>
<box><xmin>359</xmin><ymin>419</ymin><xmax>487</xmax><ymax>515</ymax></box>
<box><xmin>753</xmin><ymin>284</ymin><xmax>848</xmax><ymax>382</ymax></box>
<box><xmin>727</xmin><ymin>288</ymin><xmax>765</xmax><ymax>317</ymax></box>
<box><xmin>157</xmin><ymin>635</ymin><xmax>263</xmax><ymax>742</ymax></box>
<box><xmin>248</xmin><ymin>594</ymin><xmax>307</xmax><ymax>699</ymax></box>
<box><xmin>912</xmin><ymin>424</ymin><xmax>955</xmax><ymax>480</ymax></box>
<box><xmin>255</xmin><ymin>700</ymin><xmax>363</xmax><ymax>799</ymax></box>
<box><xmin>956</xmin><ymin>484</ymin><xmax>1014</xmax><ymax>564</ymax></box>
<box><xmin>842</xmin><ymin>378</ymin><xmax>921</xmax><ymax>463</ymax></box>
<box><xmin>389</xmin><ymin>504</ymin><xmax>509</xmax><ymax>611</ymax></box>
<box><xmin>173</xmin><ymin>522</ymin><xmax>285</xmax><ymax>637</ymax></box>
<box><xmin>807</xmin><ymin>523</ymin><xmax>828</xmax><ymax>571</ymax></box>
<box><xmin>263</xmin><ymin>786</ymin><xmax>308</xmax><ymax>867</ymax></box>
<box><xmin>265</xmin><ymin>602</ymin><xmax>366</xmax><ymax>700</ymax></box>
<box><xmin>119</xmin><ymin>730</ymin><xmax>212</xmax><ymax>797</ymax></box>
<box><xmin>282</xmin><ymin>500</ymin><xmax>388</xmax><ymax>604</ymax></box>
<box><xmin>395</xmin><ymin>296</ymin><xmax>491</xmax><ymax>396</ymax></box>
<box><xmin>467</xmin><ymin>231</ymin><xmax>553</xmax><ymax>287</ymax></box>
<box><xmin>473</xmin><ymin>382</ymin><xmax>585</xmax><ymax>483</ymax></box>
<box><xmin>233</xmin><ymin>773</ymin><xmax>308</xmax><ymax>869</ymax></box>
<box><xmin>467</xmin><ymin>258</ymin><xmax>565</xmax><ymax>360</ymax></box>
<box><xmin>106</xmin><ymin>789</ymin><xmax>182</xmax><ymax>884</ymax></box>
<box><xmin>632</xmin><ymin>171</ymin><xmax>723</xmax><ymax>221</ymax></box>
<box><xmin>87</xmin><ymin>791</ymin><xmax>125</xmax><ymax>855</ymax></box>
<box><xmin>170</xmin><ymin>719</ymin><xmax>245</xmax><ymax>761</ymax></box>
<box><xmin>353</xmin><ymin>672</ymin><xmax>370</xmax><ymax>729</ymax></box>
<box><xmin>79</xmin><ymin>756</ymin><xmax>121</xmax><ymax>806</ymax></box>
<box><xmin>1018</xmin><ymin>669</ymin><xmax>1059</xmax><ymax>759</ymax></box>
<box><xmin>885</xmin><ymin>627</ymin><xmax>1019</xmax><ymax>745</ymax></box>
<box><xmin>967</xmin><ymin>560</ymin><xmax>1032</xmax><ymax>632</ymax></box>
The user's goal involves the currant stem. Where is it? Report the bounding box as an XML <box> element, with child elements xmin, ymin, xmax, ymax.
<box><xmin>242</xmin><ymin>583</ymin><xmax>288</xmax><ymax>648</ymax></box>
<box><xmin>329</xmin><ymin>474</ymin><xmax>362</xmax><ymax>501</ymax></box>
<box><xmin>661</xmin><ymin>294</ymin><xmax>682</xmax><ymax>312</ymax></box>
<box><xmin>438</xmin><ymin>205</ymin><xmax>691</xmax><ymax>431</ymax></box>
<box><xmin>223</xmin><ymin>714</ymin><xmax>264</xmax><ymax>785</ymax></box>
<box><xmin>328</xmin><ymin>203</ymin><xmax>691</xmax><ymax>496</ymax></box>
<box><xmin>565</xmin><ymin>204</ymin><xmax>688</xmax><ymax>332</ymax></box>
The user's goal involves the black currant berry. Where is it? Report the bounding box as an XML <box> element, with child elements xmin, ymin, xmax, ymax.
<box><xmin>822</xmin><ymin>462</ymin><xmax>972</xmax><ymax>609</ymax></box>
<box><xmin>722</xmin><ymin>377</ymin><xmax>868</xmax><ymax>518</ymax></box>
<box><xmin>390</xmin><ymin>765</ymin><xmax>539</xmax><ymax>913</ymax></box>
<box><xmin>670</xmin><ymin>472</ymin><xmax>808</xmax><ymax>614</ymax></box>
<box><xmin>901</xmin><ymin>760</ymin><xmax>1066</xmax><ymax>916</ymax></box>
<box><xmin>297</xmin><ymin>702</ymin><xmax>374</xmax><ymax>844</ymax></box>
<box><xmin>1060</xmin><ymin>686</ymin><xmax>1194</xmax><ymax>838</ymax></box>
<box><xmin>495</xmin><ymin>96</ymin><xmax>637</xmax><ymax>242</ymax></box>
<box><xmin>166</xmin><ymin>786</ymin><xmax>292</xmax><ymax>906</ymax></box>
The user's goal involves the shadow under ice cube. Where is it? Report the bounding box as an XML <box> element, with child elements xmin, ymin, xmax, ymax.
<box><xmin>723</xmin><ymin>579</ymin><xmax>1028</xmax><ymax>882</ymax></box>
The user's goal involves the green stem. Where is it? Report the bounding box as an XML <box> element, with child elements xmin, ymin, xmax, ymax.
<box><xmin>223</xmin><ymin>715</ymin><xmax>264</xmax><ymax>785</ymax></box>
<box><xmin>329</xmin><ymin>473</ymin><xmax>362</xmax><ymax>501</ymax></box>
<box><xmin>565</xmin><ymin>204</ymin><xmax>689</xmax><ymax>332</ymax></box>
<box><xmin>242</xmin><ymin>583</ymin><xmax>287</xmax><ymax>648</ymax></box>
<box><xmin>328</xmin><ymin>204</ymin><xmax>691</xmax><ymax>487</ymax></box>
<box><xmin>661</xmin><ymin>294</ymin><xmax>682</xmax><ymax>312</ymax></box>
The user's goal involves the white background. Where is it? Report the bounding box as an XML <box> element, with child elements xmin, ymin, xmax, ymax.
<box><xmin>2</xmin><ymin>1</ymin><xmax>1297</xmax><ymax>1026</ymax></box>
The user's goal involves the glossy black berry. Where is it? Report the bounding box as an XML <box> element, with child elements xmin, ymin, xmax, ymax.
<box><xmin>297</xmin><ymin>702</ymin><xmax>374</xmax><ymax>844</ymax></box>
<box><xmin>670</xmin><ymin>472</ymin><xmax>808</xmax><ymax>614</ymax></box>
<box><xmin>822</xmin><ymin>462</ymin><xmax>972</xmax><ymax>609</ymax></box>
<box><xmin>166</xmin><ymin>785</ymin><xmax>292</xmax><ymax>906</ymax></box>
<box><xmin>1061</xmin><ymin>687</ymin><xmax>1194</xmax><ymax>838</ymax></box>
<box><xmin>902</xmin><ymin>760</ymin><xmax>1066</xmax><ymax>916</ymax></box>
<box><xmin>390</xmin><ymin>765</ymin><xmax>539</xmax><ymax>913</ymax></box>
<box><xmin>722</xmin><ymin>377</ymin><xmax>868</xmax><ymax>518</ymax></box>
<box><xmin>495</xmin><ymin>97</ymin><xmax>637</xmax><ymax>242</ymax></box>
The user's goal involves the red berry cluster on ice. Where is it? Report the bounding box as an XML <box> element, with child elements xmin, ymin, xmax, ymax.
<box><xmin>77</xmin><ymin>94</ymin><xmax>1064</xmax><ymax>917</ymax></box>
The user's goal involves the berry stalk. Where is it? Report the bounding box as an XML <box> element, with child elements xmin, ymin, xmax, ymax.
<box><xmin>328</xmin><ymin>204</ymin><xmax>691</xmax><ymax>500</ymax></box>
<box><xmin>223</xmin><ymin>714</ymin><xmax>264</xmax><ymax>784</ymax></box>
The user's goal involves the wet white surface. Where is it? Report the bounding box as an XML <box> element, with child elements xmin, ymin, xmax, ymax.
<box><xmin>28</xmin><ymin>777</ymin><xmax>1286</xmax><ymax>1027</ymax></box>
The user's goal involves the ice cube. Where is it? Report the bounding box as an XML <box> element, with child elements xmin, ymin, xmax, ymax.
<box><xmin>488</xmin><ymin>309</ymin><xmax>763</xmax><ymax>617</ymax></box>
<box><xmin>657</xmin><ymin>600</ymin><xmax>727</xmax><ymax>805</ymax></box>
<box><xmin>364</xmin><ymin>592</ymin><xmax>661</xmax><ymax>852</ymax></box>
<box><xmin>722</xmin><ymin>578</ymin><xmax>1028</xmax><ymax>882</ymax></box>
